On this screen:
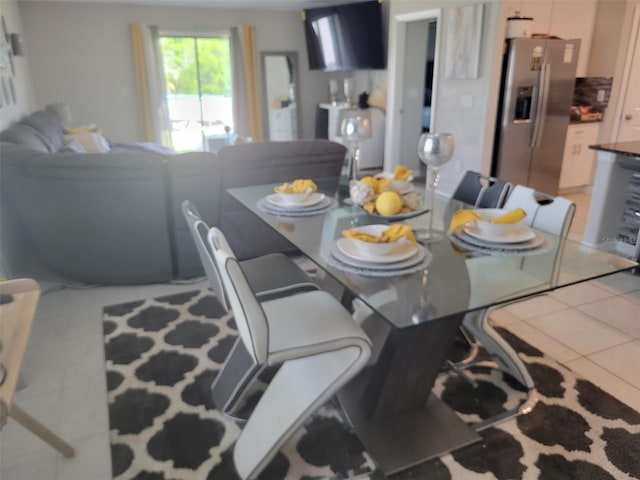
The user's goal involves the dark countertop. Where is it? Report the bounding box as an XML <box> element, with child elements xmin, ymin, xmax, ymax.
<box><xmin>569</xmin><ymin>120</ymin><xmax>602</xmax><ymax>125</ymax></box>
<box><xmin>590</xmin><ymin>140</ymin><xmax>640</xmax><ymax>157</ymax></box>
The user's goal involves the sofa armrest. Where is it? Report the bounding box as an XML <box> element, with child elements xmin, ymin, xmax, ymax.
<box><xmin>1</xmin><ymin>148</ymin><xmax>173</xmax><ymax>284</ymax></box>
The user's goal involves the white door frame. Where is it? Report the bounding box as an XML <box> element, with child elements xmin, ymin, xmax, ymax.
<box><xmin>384</xmin><ymin>8</ymin><xmax>443</xmax><ymax>171</ymax></box>
<box><xmin>611</xmin><ymin>3</ymin><xmax>640</xmax><ymax>141</ymax></box>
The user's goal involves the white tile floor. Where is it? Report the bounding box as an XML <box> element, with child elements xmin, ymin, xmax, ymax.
<box><xmin>1</xmin><ymin>192</ymin><xmax>638</xmax><ymax>479</ymax></box>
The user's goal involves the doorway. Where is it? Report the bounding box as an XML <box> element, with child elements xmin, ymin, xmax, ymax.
<box><xmin>384</xmin><ymin>9</ymin><xmax>442</xmax><ymax>173</ymax></box>
<box><xmin>612</xmin><ymin>4</ymin><xmax>640</xmax><ymax>142</ymax></box>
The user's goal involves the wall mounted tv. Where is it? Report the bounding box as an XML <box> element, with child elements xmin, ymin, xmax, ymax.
<box><xmin>303</xmin><ymin>0</ymin><xmax>386</xmax><ymax>72</ymax></box>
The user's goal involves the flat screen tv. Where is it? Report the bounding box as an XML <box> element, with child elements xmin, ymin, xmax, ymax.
<box><xmin>303</xmin><ymin>0</ymin><xmax>386</xmax><ymax>72</ymax></box>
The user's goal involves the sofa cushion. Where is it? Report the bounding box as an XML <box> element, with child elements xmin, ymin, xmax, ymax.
<box><xmin>20</xmin><ymin>110</ymin><xmax>66</xmax><ymax>152</ymax></box>
<box><xmin>0</xmin><ymin>124</ymin><xmax>51</xmax><ymax>152</ymax></box>
<box><xmin>218</xmin><ymin>140</ymin><xmax>346</xmax><ymax>259</ymax></box>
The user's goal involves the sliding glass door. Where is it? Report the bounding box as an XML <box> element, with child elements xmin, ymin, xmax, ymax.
<box><xmin>159</xmin><ymin>36</ymin><xmax>233</xmax><ymax>152</ymax></box>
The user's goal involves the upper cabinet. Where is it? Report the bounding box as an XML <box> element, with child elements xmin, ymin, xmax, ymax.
<box><xmin>547</xmin><ymin>0</ymin><xmax>597</xmax><ymax>77</ymax></box>
<box><xmin>507</xmin><ymin>0</ymin><xmax>597</xmax><ymax>77</ymax></box>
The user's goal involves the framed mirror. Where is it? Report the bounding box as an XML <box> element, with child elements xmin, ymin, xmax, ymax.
<box><xmin>261</xmin><ymin>51</ymin><xmax>300</xmax><ymax>141</ymax></box>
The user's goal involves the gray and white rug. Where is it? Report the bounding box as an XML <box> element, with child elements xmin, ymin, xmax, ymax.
<box><xmin>103</xmin><ymin>289</ymin><xmax>640</xmax><ymax>480</ymax></box>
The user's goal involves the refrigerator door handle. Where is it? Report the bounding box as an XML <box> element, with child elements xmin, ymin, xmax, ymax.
<box><xmin>530</xmin><ymin>63</ymin><xmax>551</xmax><ymax>148</ymax></box>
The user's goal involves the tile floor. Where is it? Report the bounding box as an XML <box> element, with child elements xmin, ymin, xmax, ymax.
<box><xmin>1</xmin><ymin>193</ymin><xmax>638</xmax><ymax>480</ymax></box>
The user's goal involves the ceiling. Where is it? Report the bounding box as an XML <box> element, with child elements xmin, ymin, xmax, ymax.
<box><xmin>17</xmin><ymin>0</ymin><xmax>368</xmax><ymax>10</ymax></box>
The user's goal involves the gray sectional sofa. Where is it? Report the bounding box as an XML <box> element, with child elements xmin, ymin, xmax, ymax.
<box><xmin>0</xmin><ymin>110</ymin><xmax>346</xmax><ymax>285</ymax></box>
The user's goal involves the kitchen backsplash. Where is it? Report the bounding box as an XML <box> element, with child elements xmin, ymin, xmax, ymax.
<box><xmin>571</xmin><ymin>77</ymin><xmax>613</xmax><ymax>122</ymax></box>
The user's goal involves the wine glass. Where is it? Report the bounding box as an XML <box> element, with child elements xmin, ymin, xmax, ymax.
<box><xmin>417</xmin><ymin>132</ymin><xmax>454</xmax><ymax>242</ymax></box>
<box><xmin>343</xmin><ymin>78</ymin><xmax>354</xmax><ymax>107</ymax></box>
<box><xmin>329</xmin><ymin>79</ymin><xmax>339</xmax><ymax>105</ymax></box>
<box><xmin>340</xmin><ymin>112</ymin><xmax>371</xmax><ymax>182</ymax></box>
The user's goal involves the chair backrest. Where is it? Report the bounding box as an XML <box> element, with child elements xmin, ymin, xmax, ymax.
<box><xmin>181</xmin><ymin>200</ymin><xmax>230</xmax><ymax>311</ymax></box>
<box><xmin>503</xmin><ymin>185</ymin><xmax>575</xmax><ymax>236</ymax></box>
<box><xmin>504</xmin><ymin>185</ymin><xmax>576</xmax><ymax>285</ymax></box>
<box><xmin>452</xmin><ymin>171</ymin><xmax>512</xmax><ymax>208</ymax></box>
<box><xmin>208</xmin><ymin>227</ymin><xmax>270</xmax><ymax>366</ymax></box>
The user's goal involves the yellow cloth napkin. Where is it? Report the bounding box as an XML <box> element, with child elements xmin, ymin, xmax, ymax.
<box><xmin>274</xmin><ymin>179</ymin><xmax>317</xmax><ymax>194</ymax></box>
<box><xmin>343</xmin><ymin>224</ymin><xmax>417</xmax><ymax>245</ymax></box>
<box><xmin>360</xmin><ymin>176</ymin><xmax>391</xmax><ymax>194</ymax></box>
<box><xmin>393</xmin><ymin>165</ymin><xmax>413</xmax><ymax>181</ymax></box>
<box><xmin>492</xmin><ymin>208</ymin><xmax>527</xmax><ymax>224</ymax></box>
<box><xmin>448</xmin><ymin>208</ymin><xmax>528</xmax><ymax>232</ymax></box>
<box><xmin>448</xmin><ymin>210</ymin><xmax>481</xmax><ymax>232</ymax></box>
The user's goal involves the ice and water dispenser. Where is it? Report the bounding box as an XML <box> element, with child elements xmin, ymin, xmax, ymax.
<box><xmin>514</xmin><ymin>86</ymin><xmax>533</xmax><ymax>122</ymax></box>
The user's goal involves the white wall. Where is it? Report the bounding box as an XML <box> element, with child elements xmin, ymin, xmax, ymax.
<box><xmin>0</xmin><ymin>0</ymin><xmax>35</xmax><ymax>130</ymax></box>
<box><xmin>595</xmin><ymin>0</ymin><xmax>640</xmax><ymax>143</ymax></box>
<box><xmin>387</xmin><ymin>0</ymin><xmax>504</xmax><ymax>195</ymax></box>
<box><xmin>17</xmin><ymin>1</ymin><xmax>337</xmax><ymax>142</ymax></box>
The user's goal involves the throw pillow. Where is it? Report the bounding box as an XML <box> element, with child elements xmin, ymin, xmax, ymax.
<box><xmin>63</xmin><ymin>132</ymin><xmax>110</xmax><ymax>153</ymax></box>
<box><xmin>61</xmin><ymin>139</ymin><xmax>86</xmax><ymax>153</ymax></box>
<box><xmin>64</xmin><ymin>123</ymin><xmax>102</xmax><ymax>134</ymax></box>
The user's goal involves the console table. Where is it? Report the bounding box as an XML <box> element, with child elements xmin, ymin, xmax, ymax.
<box><xmin>0</xmin><ymin>278</ymin><xmax>75</xmax><ymax>457</ymax></box>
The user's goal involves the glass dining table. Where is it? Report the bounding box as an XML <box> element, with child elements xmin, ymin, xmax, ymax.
<box><xmin>227</xmin><ymin>181</ymin><xmax>638</xmax><ymax>475</ymax></box>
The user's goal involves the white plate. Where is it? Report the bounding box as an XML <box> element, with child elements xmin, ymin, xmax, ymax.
<box><xmin>361</xmin><ymin>206</ymin><xmax>430</xmax><ymax>221</ymax></box>
<box><xmin>451</xmin><ymin>226</ymin><xmax>546</xmax><ymax>251</ymax></box>
<box><xmin>336</xmin><ymin>237</ymin><xmax>418</xmax><ymax>264</ymax></box>
<box><xmin>331</xmin><ymin>242</ymin><xmax>427</xmax><ymax>270</ymax></box>
<box><xmin>257</xmin><ymin>196</ymin><xmax>335</xmax><ymax>217</ymax></box>
<box><xmin>265</xmin><ymin>193</ymin><xmax>325</xmax><ymax>209</ymax></box>
<box><xmin>463</xmin><ymin>223</ymin><xmax>535</xmax><ymax>244</ymax></box>
<box><xmin>374</xmin><ymin>173</ymin><xmax>414</xmax><ymax>194</ymax></box>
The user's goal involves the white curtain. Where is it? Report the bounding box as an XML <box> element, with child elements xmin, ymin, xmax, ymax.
<box><xmin>131</xmin><ymin>22</ymin><xmax>172</xmax><ymax>145</ymax></box>
<box><xmin>230</xmin><ymin>25</ymin><xmax>263</xmax><ymax>142</ymax></box>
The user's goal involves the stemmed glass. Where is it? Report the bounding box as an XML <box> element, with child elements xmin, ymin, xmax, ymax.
<box><xmin>417</xmin><ymin>132</ymin><xmax>454</xmax><ymax>242</ymax></box>
<box><xmin>340</xmin><ymin>112</ymin><xmax>371</xmax><ymax>182</ymax></box>
<box><xmin>329</xmin><ymin>79</ymin><xmax>339</xmax><ymax>105</ymax></box>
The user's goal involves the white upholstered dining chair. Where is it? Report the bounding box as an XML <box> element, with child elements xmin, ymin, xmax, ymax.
<box><xmin>452</xmin><ymin>170</ymin><xmax>512</xmax><ymax>209</ymax></box>
<box><xmin>183</xmin><ymin>200</ymin><xmax>321</xmax><ymax>419</ymax></box>
<box><xmin>458</xmin><ymin>185</ymin><xmax>575</xmax><ymax>426</ymax></box>
<box><xmin>182</xmin><ymin>200</ymin><xmax>317</xmax><ymax>308</ymax></box>
<box><xmin>207</xmin><ymin>227</ymin><xmax>371</xmax><ymax>479</ymax></box>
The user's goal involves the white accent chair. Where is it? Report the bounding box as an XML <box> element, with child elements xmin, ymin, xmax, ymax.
<box><xmin>182</xmin><ymin>200</ymin><xmax>317</xmax><ymax>307</ymax></box>
<box><xmin>207</xmin><ymin>227</ymin><xmax>371</xmax><ymax>479</ymax></box>
<box><xmin>182</xmin><ymin>200</ymin><xmax>319</xmax><ymax>419</ymax></box>
<box><xmin>459</xmin><ymin>185</ymin><xmax>575</xmax><ymax>427</ymax></box>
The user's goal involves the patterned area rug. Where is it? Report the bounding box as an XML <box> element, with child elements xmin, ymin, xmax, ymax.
<box><xmin>103</xmin><ymin>289</ymin><xmax>640</xmax><ymax>480</ymax></box>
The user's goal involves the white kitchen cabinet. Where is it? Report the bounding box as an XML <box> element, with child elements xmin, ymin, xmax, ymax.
<box><xmin>559</xmin><ymin>122</ymin><xmax>600</xmax><ymax>189</ymax></box>
<box><xmin>513</xmin><ymin>0</ymin><xmax>597</xmax><ymax>77</ymax></box>
<box><xmin>547</xmin><ymin>0</ymin><xmax>597</xmax><ymax>77</ymax></box>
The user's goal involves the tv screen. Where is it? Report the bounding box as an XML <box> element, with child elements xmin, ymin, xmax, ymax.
<box><xmin>303</xmin><ymin>0</ymin><xmax>386</xmax><ymax>72</ymax></box>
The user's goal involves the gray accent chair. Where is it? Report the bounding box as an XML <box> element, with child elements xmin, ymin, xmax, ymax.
<box><xmin>208</xmin><ymin>227</ymin><xmax>371</xmax><ymax>479</ymax></box>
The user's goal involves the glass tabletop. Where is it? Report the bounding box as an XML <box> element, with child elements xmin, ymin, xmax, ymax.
<box><xmin>228</xmin><ymin>183</ymin><xmax>637</xmax><ymax>330</ymax></box>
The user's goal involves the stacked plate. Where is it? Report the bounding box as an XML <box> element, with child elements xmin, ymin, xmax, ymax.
<box><xmin>448</xmin><ymin>222</ymin><xmax>549</xmax><ymax>255</ymax></box>
<box><xmin>328</xmin><ymin>235</ymin><xmax>431</xmax><ymax>277</ymax></box>
<box><xmin>257</xmin><ymin>192</ymin><xmax>335</xmax><ymax>217</ymax></box>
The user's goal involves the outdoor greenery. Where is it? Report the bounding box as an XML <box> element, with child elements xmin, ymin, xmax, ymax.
<box><xmin>160</xmin><ymin>36</ymin><xmax>232</xmax><ymax>95</ymax></box>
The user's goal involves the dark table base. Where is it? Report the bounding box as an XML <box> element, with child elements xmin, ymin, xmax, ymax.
<box><xmin>338</xmin><ymin>369</ymin><xmax>481</xmax><ymax>476</ymax></box>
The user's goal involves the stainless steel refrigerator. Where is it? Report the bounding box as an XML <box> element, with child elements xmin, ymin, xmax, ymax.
<box><xmin>491</xmin><ymin>38</ymin><xmax>580</xmax><ymax>195</ymax></box>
